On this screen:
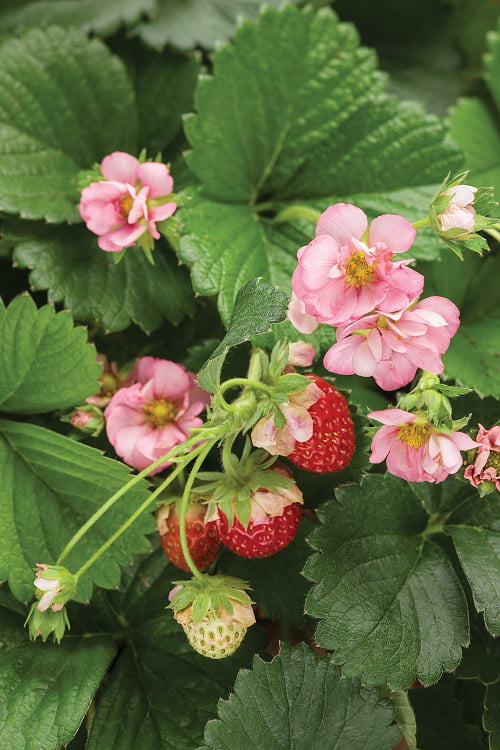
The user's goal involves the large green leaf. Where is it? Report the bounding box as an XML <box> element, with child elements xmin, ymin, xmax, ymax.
<box><xmin>0</xmin><ymin>597</ymin><xmax>116</xmax><ymax>750</ymax></box>
<box><xmin>304</xmin><ymin>475</ymin><xmax>469</xmax><ymax>689</ymax></box>
<box><xmin>0</xmin><ymin>295</ymin><xmax>100</xmax><ymax>412</ymax></box>
<box><xmin>174</xmin><ymin>6</ymin><xmax>461</xmax><ymax>323</ymax></box>
<box><xmin>137</xmin><ymin>0</ymin><xmax>300</xmax><ymax>51</ymax></box>
<box><xmin>198</xmin><ymin>642</ymin><xmax>400</xmax><ymax>750</ymax></box>
<box><xmin>11</xmin><ymin>226</ymin><xmax>195</xmax><ymax>333</ymax></box>
<box><xmin>410</xmin><ymin>677</ymin><xmax>487</xmax><ymax>750</ymax></box>
<box><xmin>84</xmin><ymin>550</ymin><xmax>267</xmax><ymax>750</ymax></box>
<box><xmin>0</xmin><ymin>0</ymin><xmax>155</xmax><ymax>36</ymax></box>
<box><xmin>0</xmin><ymin>420</ymin><xmax>153</xmax><ymax>603</ymax></box>
<box><xmin>447</xmin><ymin>494</ymin><xmax>500</xmax><ymax>635</ymax></box>
<box><xmin>218</xmin><ymin>518</ymin><xmax>316</xmax><ymax>628</ymax></box>
<box><xmin>0</xmin><ymin>27</ymin><xmax>136</xmax><ymax>222</ymax></box>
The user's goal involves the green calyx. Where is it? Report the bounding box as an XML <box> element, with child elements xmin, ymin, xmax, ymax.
<box><xmin>168</xmin><ymin>574</ymin><xmax>253</xmax><ymax>625</ymax></box>
<box><xmin>193</xmin><ymin>440</ymin><xmax>293</xmax><ymax>528</ymax></box>
<box><xmin>25</xmin><ymin>602</ymin><xmax>71</xmax><ymax>644</ymax></box>
<box><xmin>398</xmin><ymin>372</ymin><xmax>471</xmax><ymax>431</ymax></box>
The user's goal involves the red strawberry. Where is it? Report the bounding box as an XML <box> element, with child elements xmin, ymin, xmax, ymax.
<box><xmin>288</xmin><ymin>375</ymin><xmax>355</xmax><ymax>473</ymax></box>
<box><xmin>157</xmin><ymin>501</ymin><xmax>220</xmax><ymax>572</ymax></box>
<box><xmin>213</xmin><ymin>502</ymin><xmax>301</xmax><ymax>558</ymax></box>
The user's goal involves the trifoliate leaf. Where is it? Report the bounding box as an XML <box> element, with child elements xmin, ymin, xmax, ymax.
<box><xmin>305</xmin><ymin>475</ymin><xmax>469</xmax><ymax>689</ymax></box>
<box><xmin>0</xmin><ymin>295</ymin><xmax>99</xmax><ymax>413</ymax></box>
<box><xmin>173</xmin><ymin>6</ymin><xmax>460</xmax><ymax>322</ymax></box>
<box><xmin>198</xmin><ymin>278</ymin><xmax>288</xmax><ymax>392</ymax></box>
<box><xmin>0</xmin><ymin>0</ymin><xmax>155</xmax><ymax>36</ymax></box>
<box><xmin>0</xmin><ymin>26</ymin><xmax>136</xmax><ymax>222</ymax></box>
<box><xmin>0</xmin><ymin>420</ymin><xmax>153</xmax><ymax>603</ymax></box>
<box><xmin>446</xmin><ymin>493</ymin><xmax>500</xmax><ymax>635</ymax></box>
<box><xmin>0</xmin><ymin>601</ymin><xmax>116</xmax><ymax>750</ymax></box>
<box><xmin>11</xmin><ymin>225</ymin><xmax>194</xmax><ymax>333</ymax></box>
<box><xmin>198</xmin><ymin>642</ymin><xmax>401</xmax><ymax>750</ymax></box>
<box><xmin>137</xmin><ymin>0</ymin><xmax>301</xmax><ymax>51</ymax></box>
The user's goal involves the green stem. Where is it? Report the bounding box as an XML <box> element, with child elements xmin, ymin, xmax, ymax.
<box><xmin>178</xmin><ymin>442</ymin><xmax>215</xmax><ymax>581</ymax></box>
<box><xmin>484</xmin><ymin>226</ymin><xmax>500</xmax><ymax>242</ymax></box>
<box><xmin>221</xmin><ymin>434</ymin><xmax>239</xmax><ymax>483</ymax></box>
<box><xmin>74</xmin><ymin>441</ymin><xmax>213</xmax><ymax>580</ymax></box>
<box><xmin>219</xmin><ymin>377</ymin><xmax>274</xmax><ymax>398</ymax></box>
<box><xmin>412</xmin><ymin>217</ymin><xmax>431</xmax><ymax>229</ymax></box>
<box><xmin>57</xmin><ymin>433</ymin><xmax>202</xmax><ymax>565</ymax></box>
<box><xmin>274</xmin><ymin>205</ymin><xmax>321</xmax><ymax>225</ymax></box>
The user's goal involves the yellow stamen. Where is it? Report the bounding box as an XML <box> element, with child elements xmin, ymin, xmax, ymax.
<box><xmin>120</xmin><ymin>194</ymin><xmax>134</xmax><ymax>217</ymax></box>
<box><xmin>398</xmin><ymin>423</ymin><xmax>431</xmax><ymax>449</ymax></box>
<box><xmin>143</xmin><ymin>399</ymin><xmax>178</xmax><ymax>427</ymax></box>
<box><xmin>345</xmin><ymin>252</ymin><xmax>374</xmax><ymax>288</ymax></box>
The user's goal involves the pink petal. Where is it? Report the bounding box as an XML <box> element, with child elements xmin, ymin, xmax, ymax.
<box><xmin>150</xmin><ymin>202</ymin><xmax>177</xmax><ymax>222</ymax></box>
<box><xmin>369</xmin><ymin>214</ymin><xmax>416</xmax><ymax>253</ymax></box>
<box><xmin>300</xmin><ymin>235</ymin><xmax>340</xmax><ymax>291</ymax></box>
<box><xmin>368</xmin><ymin>409</ymin><xmax>415</xmax><ymax>425</ymax></box>
<box><xmin>369</xmin><ymin>424</ymin><xmax>398</xmax><ymax>463</ymax></box>
<box><xmin>352</xmin><ymin>340</ymin><xmax>377</xmax><ymax>377</ymax></box>
<box><xmin>282</xmin><ymin>403</ymin><xmax>314</xmax><ymax>442</ymax></box>
<box><xmin>128</xmin><ymin>185</ymin><xmax>149</xmax><ymax>223</ymax></box>
<box><xmin>98</xmin><ymin>223</ymin><xmax>146</xmax><ymax>252</ymax></box>
<box><xmin>316</xmin><ymin>203</ymin><xmax>368</xmax><ymax>245</ymax></box>
<box><xmin>446</xmin><ymin>184</ymin><xmax>476</xmax><ymax>207</ymax></box>
<box><xmin>148</xmin><ymin>361</ymin><xmax>192</xmax><ymax>400</ymax></box>
<box><xmin>287</xmin><ymin>293</ymin><xmax>319</xmax><ymax>334</ymax></box>
<box><xmin>323</xmin><ymin>338</ymin><xmax>358</xmax><ymax>375</ymax></box>
<box><xmin>101</xmin><ymin>152</ymin><xmax>139</xmax><ymax>183</ymax></box>
<box><xmin>137</xmin><ymin>162</ymin><xmax>174</xmax><ymax>198</ymax></box>
<box><xmin>288</xmin><ymin>342</ymin><xmax>316</xmax><ymax>367</ymax></box>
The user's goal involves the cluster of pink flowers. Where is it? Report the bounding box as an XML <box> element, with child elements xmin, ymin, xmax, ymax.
<box><xmin>368</xmin><ymin>409</ymin><xmax>479</xmax><ymax>483</ymax></box>
<box><xmin>289</xmin><ymin>203</ymin><xmax>460</xmax><ymax>391</ymax></box>
<box><xmin>464</xmin><ymin>424</ymin><xmax>500</xmax><ymax>491</ymax></box>
<box><xmin>79</xmin><ymin>152</ymin><xmax>176</xmax><ymax>253</ymax></box>
<box><xmin>104</xmin><ymin>356</ymin><xmax>209</xmax><ymax>474</ymax></box>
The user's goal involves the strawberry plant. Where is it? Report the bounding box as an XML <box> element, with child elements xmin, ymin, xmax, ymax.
<box><xmin>0</xmin><ymin>2</ymin><xmax>499</xmax><ymax>749</ymax></box>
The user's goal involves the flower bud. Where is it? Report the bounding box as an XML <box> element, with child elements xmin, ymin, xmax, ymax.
<box><xmin>33</xmin><ymin>564</ymin><xmax>77</xmax><ymax>613</ymax></box>
<box><xmin>64</xmin><ymin>404</ymin><xmax>105</xmax><ymax>436</ymax></box>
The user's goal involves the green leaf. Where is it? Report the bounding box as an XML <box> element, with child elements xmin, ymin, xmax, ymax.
<box><xmin>0</xmin><ymin>0</ymin><xmax>155</xmax><ymax>36</ymax></box>
<box><xmin>389</xmin><ymin>689</ymin><xmax>417</xmax><ymax>750</ymax></box>
<box><xmin>446</xmin><ymin>493</ymin><xmax>500</xmax><ymax>635</ymax></box>
<box><xmin>199</xmin><ymin>642</ymin><xmax>400</xmax><ymax>750</ymax></box>
<box><xmin>485</xmin><ymin>681</ymin><xmax>500</xmax><ymax>750</ymax></box>
<box><xmin>410</xmin><ymin>676</ymin><xmax>487</xmax><ymax>750</ymax></box>
<box><xmin>0</xmin><ymin>600</ymin><xmax>116</xmax><ymax>750</ymax></box>
<box><xmin>84</xmin><ymin>550</ymin><xmax>268</xmax><ymax>750</ymax></box>
<box><xmin>304</xmin><ymin>475</ymin><xmax>469</xmax><ymax>689</ymax></box>
<box><xmin>175</xmin><ymin>6</ymin><xmax>460</xmax><ymax>321</ymax></box>
<box><xmin>0</xmin><ymin>295</ymin><xmax>100</xmax><ymax>413</ymax></box>
<box><xmin>0</xmin><ymin>420</ymin><xmax>153</xmax><ymax>603</ymax></box>
<box><xmin>218</xmin><ymin>518</ymin><xmax>316</xmax><ymax>628</ymax></box>
<box><xmin>11</xmin><ymin>225</ymin><xmax>195</xmax><ymax>333</ymax></box>
<box><xmin>457</xmin><ymin>614</ymin><xmax>500</xmax><ymax>685</ymax></box>
<box><xmin>443</xmin><ymin>320</ymin><xmax>500</xmax><ymax>398</ymax></box>
<box><xmin>198</xmin><ymin>278</ymin><xmax>289</xmax><ymax>392</ymax></box>
<box><xmin>0</xmin><ymin>27</ymin><xmax>136</xmax><ymax>222</ymax></box>
<box><xmin>137</xmin><ymin>0</ymin><xmax>301</xmax><ymax>51</ymax></box>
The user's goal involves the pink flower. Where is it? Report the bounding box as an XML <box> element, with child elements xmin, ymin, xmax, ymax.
<box><xmin>251</xmin><ymin>380</ymin><xmax>322</xmax><ymax>456</ymax></box>
<box><xmin>104</xmin><ymin>356</ymin><xmax>210</xmax><ymax>473</ymax></box>
<box><xmin>438</xmin><ymin>185</ymin><xmax>477</xmax><ymax>236</ymax></box>
<box><xmin>291</xmin><ymin>204</ymin><xmax>423</xmax><ymax>327</ymax></box>
<box><xmin>79</xmin><ymin>152</ymin><xmax>176</xmax><ymax>252</ymax></box>
<box><xmin>288</xmin><ymin>292</ymin><xmax>319</xmax><ymax>334</ymax></box>
<box><xmin>368</xmin><ymin>408</ymin><xmax>479</xmax><ymax>483</ymax></box>
<box><xmin>324</xmin><ymin>296</ymin><xmax>460</xmax><ymax>391</ymax></box>
<box><xmin>464</xmin><ymin>424</ymin><xmax>500</xmax><ymax>491</ymax></box>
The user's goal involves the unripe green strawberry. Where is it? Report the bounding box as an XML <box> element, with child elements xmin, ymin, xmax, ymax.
<box><xmin>183</xmin><ymin>615</ymin><xmax>247</xmax><ymax>659</ymax></box>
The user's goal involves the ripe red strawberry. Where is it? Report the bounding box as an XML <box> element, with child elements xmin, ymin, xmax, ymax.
<box><xmin>288</xmin><ymin>375</ymin><xmax>355</xmax><ymax>473</ymax></box>
<box><xmin>157</xmin><ymin>501</ymin><xmax>220</xmax><ymax>572</ymax></box>
<box><xmin>213</xmin><ymin>502</ymin><xmax>301</xmax><ymax>558</ymax></box>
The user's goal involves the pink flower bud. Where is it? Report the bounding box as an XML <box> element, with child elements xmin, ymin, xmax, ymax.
<box><xmin>287</xmin><ymin>341</ymin><xmax>316</xmax><ymax>367</ymax></box>
<box><xmin>438</xmin><ymin>185</ymin><xmax>477</xmax><ymax>236</ymax></box>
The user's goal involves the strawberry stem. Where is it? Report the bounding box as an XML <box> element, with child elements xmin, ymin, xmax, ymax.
<box><xmin>412</xmin><ymin>216</ymin><xmax>431</xmax><ymax>229</ymax></box>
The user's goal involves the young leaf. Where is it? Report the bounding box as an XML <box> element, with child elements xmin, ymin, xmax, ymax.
<box><xmin>0</xmin><ymin>26</ymin><xmax>136</xmax><ymax>222</ymax></box>
<box><xmin>198</xmin><ymin>278</ymin><xmax>289</xmax><ymax>392</ymax></box>
<box><xmin>12</xmin><ymin>225</ymin><xmax>195</xmax><ymax>333</ymax></box>
<box><xmin>0</xmin><ymin>420</ymin><xmax>153</xmax><ymax>603</ymax></box>
<box><xmin>0</xmin><ymin>600</ymin><xmax>116</xmax><ymax>750</ymax></box>
<box><xmin>0</xmin><ymin>295</ymin><xmax>100</xmax><ymax>413</ymax></box>
<box><xmin>446</xmin><ymin>493</ymin><xmax>500</xmax><ymax>635</ymax></box>
<box><xmin>174</xmin><ymin>6</ymin><xmax>460</xmax><ymax>321</ymax></box>
<box><xmin>199</xmin><ymin>642</ymin><xmax>401</xmax><ymax>750</ymax></box>
<box><xmin>305</xmin><ymin>475</ymin><xmax>469</xmax><ymax>689</ymax></box>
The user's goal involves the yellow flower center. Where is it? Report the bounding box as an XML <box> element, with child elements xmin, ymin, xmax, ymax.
<box><xmin>345</xmin><ymin>252</ymin><xmax>374</xmax><ymax>288</ymax></box>
<box><xmin>101</xmin><ymin>373</ymin><xmax>119</xmax><ymax>396</ymax></box>
<box><xmin>143</xmin><ymin>399</ymin><xmax>178</xmax><ymax>427</ymax></box>
<box><xmin>398</xmin><ymin>423</ymin><xmax>431</xmax><ymax>449</ymax></box>
<box><xmin>485</xmin><ymin>451</ymin><xmax>500</xmax><ymax>473</ymax></box>
<box><xmin>120</xmin><ymin>194</ymin><xmax>134</xmax><ymax>217</ymax></box>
